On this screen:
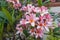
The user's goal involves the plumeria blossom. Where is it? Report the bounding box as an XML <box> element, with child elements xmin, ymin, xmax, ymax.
<box><xmin>37</xmin><ymin>21</ymin><xmax>49</xmax><ymax>32</ymax></box>
<box><xmin>13</xmin><ymin>3</ymin><xmax>21</xmax><ymax>9</ymax></box>
<box><xmin>35</xmin><ymin>28</ymin><xmax>43</xmax><ymax>38</ymax></box>
<box><xmin>37</xmin><ymin>13</ymin><xmax>52</xmax><ymax>32</ymax></box>
<box><xmin>20</xmin><ymin>19</ymin><xmax>29</xmax><ymax>25</ymax></box>
<box><xmin>37</xmin><ymin>22</ymin><xmax>44</xmax><ymax>29</ymax></box>
<box><xmin>16</xmin><ymin>27</ymin><xmax>23</xmax><ymax>34</ymax></box>
<box><xmin>29</xmin><ymin>28</ymin><xmax>35</xmax><ymax>36</ymax></box>
<box><xmin>6</xmin><ymin>0</ymin><xmax>14</xmax><ymax>3</ymax></box>
<box><xmin>20</xmin><ymin>6</ymin><xmax>27</xmax><ymax>11</ymax></box>
<box><xmin>45</xmin><ymin>13</ymin><xmax>51</xmax><ymax>19</ymax></box>
<box><xmin>25</xmin><ymin>13</ymin><xmax>39</xmax><ymax>26</ymax></box>
<box><xmin>21</xmin><ymin>4</ymin><xmax>35</xmax><ymax>13</ymax></box>
<box><xmin>33</xmin><ymin>7</ymin><xmax>41</xmax><ymax>13</ymax></box>
<box><xmin>40</xmin><ymin>6</ymin><xmax>49</xmax><ymax>16</ymax></box>
<box><xmin>6</xmin><ymin>0</ymin><xmax>20</xmax><ymax>4</ymax></box>
<box><xmin>6</xmin><ymin>0</ymin><xmax>21</xmax><ymax>9</ymax></box>
<box><xmin>29</xmin><ymin>28</ymin><xmax>44</xmax><ymax>38</ymax></box>
<box><xmin>20</xmin><ymin>4</ymin><xmax>48</xmax><ymax>15</ymax></box>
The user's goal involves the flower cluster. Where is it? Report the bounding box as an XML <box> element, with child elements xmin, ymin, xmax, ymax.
<box><xmin>16</xmin><ymin>4</ymin><xmax>53</xmax><ymax>38</ymax></box>
<box><xmin>6</xmin><ymin>0</ymin><xmax>21</xmax><ymax>9</ymax></box>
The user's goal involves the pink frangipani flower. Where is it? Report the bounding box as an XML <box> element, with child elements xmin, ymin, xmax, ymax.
<box><xmin>20</xmin><ymin>6</ymin><xmax>27</xmax><ymax>11</ymax></box>
<box><xmin>25</xmin><ymin>13</ymin><xmax>39</xmax><ymax>26</ymax></box>
<box><xmin>40</xmin><ymin>6</ymin><xmax>48</xmax><ymax>16</ymax></box>
<box><xmin>29</xmin><ymin>28</ymin><xmax>35</xmax><ymax>36</ymax></box>
<box><xmin>16</xmin><ymin>27</ymin><xmax>23</xmax><ymax>34</ymax></box>
<box><xmin>29</xmin><ymin>28</ymin><xmax>44</xmax><ymax>38</ymax></box>
<box><xmin>6</xmin><ymin>0</ymin><xmax>21</xmax><ymax>9</ymax></box>
<box><xmin>6</xmin><ymin>0</ymin><xmax>19</xmax><ymax>4</ymax></box>
<box><xmin>33</xmin><ymin>7</ymin><xmax>40</xmax><ymax>13</ymax></box>
<box><xmin>13</xmin><ymin>3</ymin><xmax>21</xmax><ymax>9</ymax></box>
<box><xmin>27</xmin><ymin>4</ymin><xmax>35</xmax><ymax>13</ymax></box>
<box><xmin>20</xmin><ymin>19</ymin><xmax>29</xmax><ymax>25</ymax></box>
<box><xmin>35</xmin><ymin>28</ymin><xmax>43</xmax><ymax>38</ymax></box>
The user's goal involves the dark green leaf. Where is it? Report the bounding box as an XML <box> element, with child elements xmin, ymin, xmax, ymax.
<box><xmin>53</xmin><ymin>27</ymin><xmax>60</xmax><ymax>35</ymax></box>
<box><xmin>15</xmin><ymin>11</ymin><xmax>22</xmax><ymax>21</ymax></box>
<box><xmin>0</xmin><ymin>11</ymin><xmax>6</xmax><ymax>19</ymax></box>
<box><xmin>0</xmin><ymin>1</ymin><xmax>7</xmax><ymax>6</ymax></box>
<box><xmin>23</xmin><ymin>29</ymin><xmax>29</xmax><ymax>37</ymax></box>
<box><xmin>43</xmin><ymin>0</ymin><xmax>50</xmax><ymax>5</ymax></box>
<box><xmin>2</xmin><ymin>7</ymin><xmax>13</xmax><ymax>26</ymax></box>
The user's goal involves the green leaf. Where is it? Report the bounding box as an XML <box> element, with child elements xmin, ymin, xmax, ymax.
<box><xmin>0</xmin><ymin>21</ymin><xmax>4</xmax><ymax>40</ymax></box>
<box><xmin>2</xmin><ymin>7</ymin><xmax>13</xmax><ymax>26</ymax></box>
<box><xmin>43</xmin><ymin>0</ymin><xmax>50</xmax><ymax>5</ymax></box>
<box><xmin>23</xmin><ymin>29</ymin><xmax>29</xmax><ymax>37</ymax></box>
<box><xmin>7</xmin><ymin>24</ymin><xmax>11</xmax><ymax>32</ymax></box>
<box><xmin>36</xmin><ymin>13</ymin><xmax>40</xmax><ymax>17</ymax></box>
<box><xmin>53</xmin><ymin>27</ymin><xmax>60</xmax><ymax>35</ymax></box>
<box><xmin>27</xmin><ymin>0</ymin><xmax>31</xmax><ymax>4</ymax></box>
<box><xmin>15</xmin><ymin>11</ymin><xmax>22</xmax><ymax>21</ymax></box>
<box><xmin>38</xmin><ymin>0</ymin><xmax>42</xmax><ymax>6</ymax></box>
<box><xmin>27</xmin><ymin>36</ymin><xmax>35</xmax><ymax>40</ymax></box>
<box><xmin>53</xmin><ymin>21</ymin><xmax>58</xmax><ymax>27</ymax></box>
<box><xmin>47</xmin><ymin>35</ymin><xmax>56</xmax><ymax>40</ymax></box>
<box><xmin>0</xmin><ymin>1</ymin><xmax>7</xmax><ymax>6</ymax></box>
<box><xmin>0</xmin><ymin>11</ymin><xmax>6</xmax><ymax>19</ymax></box>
